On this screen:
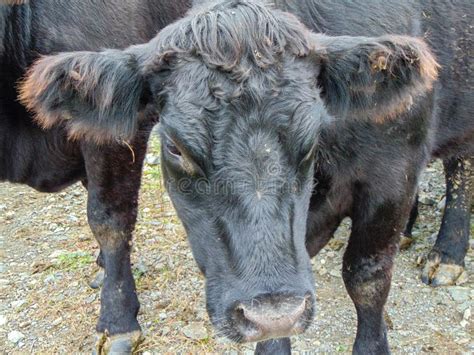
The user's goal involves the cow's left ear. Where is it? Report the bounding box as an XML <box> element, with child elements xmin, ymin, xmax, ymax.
<box><xmin>20</xmin><ymin>48</ymin><xmax>149</xmax><ymax>143</ymax></box>
<box><xmin>311</xmin><ymin>34</ymin><xmax>439</xmax><ymax>121</ymax></box>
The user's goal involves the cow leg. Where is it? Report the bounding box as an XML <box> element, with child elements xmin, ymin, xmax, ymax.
<box><xmin>400</xmin><ymin>193</ymin><xmax>419</xmax><ymax>250</ymax></box>
<box><xmin>422</xmin><ymin>156</ymin><xmax>471</xmax><ymax>286</ymax></box>
<box><xmin>82</xmin><ymin>131</ymin><xmax>150</xmax><ymax>354</ymax></box>
<box><xmin>343</xmin><ymin>193</ymin><xmax>412</xmax><ymax>354</ymax></box>
<box><xmin>255</xmin><ymin>338</ymin><xmax>291</xmax><ymax>355</ymax></box>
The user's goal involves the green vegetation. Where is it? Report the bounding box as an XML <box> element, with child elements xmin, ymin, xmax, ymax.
<box><xmin>56</xmin><ymin>251</ymin><xmax>94</xmax><ymax>270</ymax></box>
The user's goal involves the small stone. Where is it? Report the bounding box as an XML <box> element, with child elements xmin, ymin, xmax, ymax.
<box><xmin>437</xmin><ymin>196</ymin><xmax>446</xmax><ymax>211</ymax></box>
<box><xmin>419</xmin><ymin>196</ymin><xmax>436</xmax><ymax>206</ymax></box>
<box><xmin>456</xmin><ymin>301</ymin><xmax>472</xmax><ymax>314</ymax></box>
<box><xmin>146</xmin><ymin>154</ymin><xmax>161</xmax><ymax>165</ymax></box>
<box><xmin>161</xmin><ymin>326</ymin><xmax>170</xmax><ymax>336</ymax></box>
<box><xmin>0</xmin><ymin>315</ymin><xmax>7</xmax><ymax>326</ymax></box>
<box><xmin>44</xmin><ymin>274</ymin><xmax>57</xmax><ymax>284</ymax></box>
<box><xmin>463</xmin><ymin>308</ymin><xmax>471</xmax><ymax>321</ymax></box>
<box><xmin>447</xmin><ymin>287</ymin><xmax>471</xmax><ymax>303</ymax></box>
<box><xmin>182</xmin><ymin>322</ymin><xmax>208</xmax><ymax>340</ymax></box>
<box><xmin>329</xmin><ymin>269</ymin><xmax>341</xmax><ymax>278</ymax></box>
<box><xmin>52</xmin><ymin>317</ymin><xmax>63</xmax><ymax>326</ymax></box>
<box><xmin>159</xmin><ymin>312</ymin><xmax>167</xmax><ymax>320</ymax></box>
<box><xmin>460</xmin><ymin>320</ymin><xmax>468</xmax><ymax>328</ymax></box>
<box><xmin>455</xmin><ymin>271</ymin><xmax>469</xmax><ymax>286</ymax></box>
<box><xmin>85</xmin><ymin>294</ymin><xmax>96</xmax><ymax>304</ymax></box>
<box><xmin>5</xmin><ymin>211</ymin><xmax>15</xmax><ymax>220</ymax></box>
<box><xmin>8</xmin><ymin>330</ymin><xmax>25</xmax><ymax>344</ymax></box>
<box><xmin>19</xmin><ymin>321</ymin><xmax>30</xmax><ymax>328</ymax></box>
<box><xmin>11</xmin><ymin>299</ymin><xmax>26</xmax><ymax>309</ymax></box>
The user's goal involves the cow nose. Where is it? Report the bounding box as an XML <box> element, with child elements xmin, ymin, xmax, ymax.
<box><xmin>233</xmin><ymin>295</ymin><xmax>311</xmax><ymax>342</ymax></box>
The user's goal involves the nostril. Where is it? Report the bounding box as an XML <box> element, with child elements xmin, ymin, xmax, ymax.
<box><xmin>234</xmin><ymin>304</ymin><xmax>246</xmax><ymax>322</ymax></box>
<box><xmin>233</xmin><ymin>295</ymin><xmax>310</xmax><ymax>342</ymax></box>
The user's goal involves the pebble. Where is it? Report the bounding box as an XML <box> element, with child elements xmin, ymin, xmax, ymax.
<box><xmin>8</xmin><ymin>330</ymin><xmax>25</xmax><ymax>344</ymax></box>
<box><xmin>463</xmin><ymin>308</ymin><xmax>471</xmax><ymax>321</ymax></box>
<box><xmin>419</xmin><ymin>196</ymin><xmax>436</xmax><ymax>206</ymax></box>
<box><xmin>84</xmin><ymin>294</ymin><xmax>96</xmax><ymax>304</ymax></box>
<box><xmin>447</xmin><ymin>287</ymin><xmax>471</xmax><ymax>303</ymax></box>
<box><xmin>52</xmin><ymin>317</ymin><xmax>63</xmax><ymax>326</ymax></box>
<box><xmin>329</xmin><ymin>269</ymin><xmax>341</xmax><ymax>278</ymax></box>
<box><xmin>0</xmin><ymin>314</ymin><xmax>7</xmax><ymax>326</ymax></box>
<box><xmin>19</xmin><ymin>321</ymin><xmax>30</xmax><ymax>328</ymax></box>
<box><xmin>182</xmin><ymin>322</ymin><xmax>208</xmax><ymax>340</ymax></box>
<box><xmin>11</xmin><ymin>299</ymin><xmax>26</xmax><ymax>309</ymax></box>
<box><xmin>436</xmin><ymin>196</ymin><xmax>446</xmax><ymax>211</ymax></box>
<box><xmin>456</xmin><ymin>301</ymin><xmax>472</xmax><ymax>314</ymax></box>
<box><xmin>146</xmin><ymin>154</ymin><xmax>161</xmax><ymax>166</ymax></box>
<box><xmin>44</xmin><ymin>274</ymin><xmax>57</xmax><ymax>284</ymax></box>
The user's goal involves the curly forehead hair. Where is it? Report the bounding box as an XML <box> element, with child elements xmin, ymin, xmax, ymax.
<box><xmin>144</xmin><ymin>0</ymin><xmax>311</xmax><ymax>82</ymax></box>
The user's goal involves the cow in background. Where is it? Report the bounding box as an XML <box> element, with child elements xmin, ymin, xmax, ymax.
<box><xmin>0</xmin><ymin>0</ymin><xmax>190</xmax><ymax>352</ymax></box>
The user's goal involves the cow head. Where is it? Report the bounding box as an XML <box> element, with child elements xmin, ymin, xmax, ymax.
<box><xmin>21</xmin><ymin>0</ymin><xmax>437</xmax><ymax>343</ymax></box>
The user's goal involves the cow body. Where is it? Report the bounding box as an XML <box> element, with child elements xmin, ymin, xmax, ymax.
<box><xmin>0</xmin><ymin>1</ymin><xmax>190</xmax><ymax>352</ymax></box>
<box><xmin>10</xmin><ymin>0</ymin><xmax>473</xmax><ymax>354</ymax></box>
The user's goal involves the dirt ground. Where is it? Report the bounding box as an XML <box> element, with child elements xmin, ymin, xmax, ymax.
<box><xmin>0</xmin><ymin>137</ymin><xmax>473</xmax><ymax>354</ymax></box>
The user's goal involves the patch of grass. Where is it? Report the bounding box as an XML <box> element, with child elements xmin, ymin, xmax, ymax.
<box><xmin>336</xmin><ymin>344</ymin><xmax>350</xmax><ymax>352</ymax></box>
<box><xmin>56</xmin><ymin>251</ymin><xmax>94</xmax><ymax>270</ymax></box>
<box><xmin>148</xmin><ymin>136</ymin><xmax>161</xmax><ymax>155</ymax></box>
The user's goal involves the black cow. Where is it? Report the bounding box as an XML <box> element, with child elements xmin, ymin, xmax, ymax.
<box><xmin>17</xmin><ymin>0</ymin><xmax>473</xmax><ymax>354</ymax></box>
<box><xmin>0</xmin><ymin>0</ymin><xmax>191</xmax><ymax>353</ymax></box>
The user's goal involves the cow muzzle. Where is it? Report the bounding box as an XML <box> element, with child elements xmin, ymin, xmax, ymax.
<box><xmin>232</xmin><ymin>294</ymin><xmax>313</xmax><ymax>342</ymax></box>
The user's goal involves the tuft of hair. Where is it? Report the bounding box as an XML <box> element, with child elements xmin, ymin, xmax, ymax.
<box><xmin>19</xmin><ymin>50</ymin><xmax>144</xmax><ymax>143</ymax></box>
<box><xmin>145</xmin><ymin>0</ymin><xmax>311</xmax><ymax>82</ymax></box>
<box><xmin>314</xmin><ymin>34</ymin><xmax>439</xmax><ymax>121</ymax></box>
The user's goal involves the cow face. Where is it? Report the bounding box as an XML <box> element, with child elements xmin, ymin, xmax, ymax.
<box><xmin>156</xmin><ymin>56</ymin><xmax>321</xmax><ymax>342</ymax></box>
<box><xmin>21</xmin><ymin>0</ymin><xmax>437</xmax><ymax>343</ymax></box>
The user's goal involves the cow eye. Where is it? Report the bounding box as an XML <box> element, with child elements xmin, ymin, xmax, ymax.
<box><xmin>163</xmin><ymin>136</ymin><xmax>206</xmax><ymax>177</ymax></box>
<box><xmin>165</xmin><ymin>140</ymin><xmax>182</xmax><ymax>157</ymax></box>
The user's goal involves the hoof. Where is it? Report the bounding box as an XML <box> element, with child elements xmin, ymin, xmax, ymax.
<box><xmin>421</xmin><ymin>252</ymin><xmax>466</xmax><ymax>286</ymax></box>
<box><xmin>95</xmin><ymin>331</ymin><xmax>142</xmax><ymax>354</ymax></box>
<box><xmin>399</xmin><ymin>235</ymin><xmax>413</xmax><ymax>250</ymax></box>
<box><xmin>89</xmin><ymin>269</ymin><xmax>105</xmax><ymax>289</ymax></box>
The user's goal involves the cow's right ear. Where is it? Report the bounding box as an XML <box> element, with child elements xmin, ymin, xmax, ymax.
<box><xmin>310</xmin><ymin>34</ymin><xmax>439</xmax><ymax>121</ymax></box>
<box><xmin>20</xmin><ymin>48</ymin><xmax>149</xmax><ymax>143</ymax></box>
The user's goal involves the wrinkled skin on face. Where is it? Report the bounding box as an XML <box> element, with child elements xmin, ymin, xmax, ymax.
<box><xmin>20</xmin><ymin>0</ymin><xmax>438</xmax><ymax>345</ymax></box>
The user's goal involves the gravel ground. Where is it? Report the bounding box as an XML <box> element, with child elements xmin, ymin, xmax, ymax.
<box><xmin>0</xmin><ymin>138</ymin><xmax>472</xmax><ymax>353</ymax></box>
